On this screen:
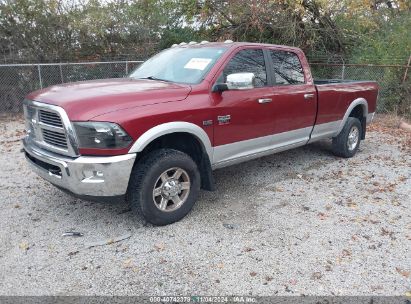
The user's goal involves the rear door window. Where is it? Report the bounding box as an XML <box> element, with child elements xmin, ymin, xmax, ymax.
<box><xmin>268</xmin><ymin>50</ymin><xmax>305</xmax><ymax>85</ymax></box>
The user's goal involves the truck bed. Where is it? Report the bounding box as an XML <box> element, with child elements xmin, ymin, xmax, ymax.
<box><xmin>313</xmin><ymin>79</ymin><xmax>379</xmax><ymax>126</ymax></box>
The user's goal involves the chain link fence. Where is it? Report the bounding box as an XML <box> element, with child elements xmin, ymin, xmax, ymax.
<box><xmin>0</xmin><ymin>61</ymin><xmax>142</xmax><ymax>113</ymax></box>
<box><xmin>0</xmin><ymin>60</ymin><xmax>410</xmax><ymax>118</ymax></box>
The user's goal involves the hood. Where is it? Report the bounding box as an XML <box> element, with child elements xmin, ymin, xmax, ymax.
<box><xmin>27</xmin><ymin>78</ymin><xmax>192</xmax><ymax>121</ymax></box>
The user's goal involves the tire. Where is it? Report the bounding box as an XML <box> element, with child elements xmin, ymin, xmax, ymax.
<box><xmin>126</xmin><ymin>149</ymin><xmax>200</xmax><ymax>226</ymax></box>
<box><xmin>332</xmin><ymin>117</ymin><xmax>362</xmax><ymax>158</ymax></box>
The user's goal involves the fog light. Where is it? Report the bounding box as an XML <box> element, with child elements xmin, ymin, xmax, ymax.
<box><xmin>82</xmin><ymin>170</ymin><xmax>104</xmax><ymax>183</ymax></box>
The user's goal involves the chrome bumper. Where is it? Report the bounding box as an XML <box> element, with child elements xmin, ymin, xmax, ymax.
<box><xmin>23</xmin><ymin>137</ymin><xmax>136</xmax><ymax>197</ymax></box>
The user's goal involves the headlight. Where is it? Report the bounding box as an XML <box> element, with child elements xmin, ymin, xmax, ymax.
<box><xmin>73</xmin><ymin>122</ymin><xmax>133</xmax><ymax>149</ymax></box>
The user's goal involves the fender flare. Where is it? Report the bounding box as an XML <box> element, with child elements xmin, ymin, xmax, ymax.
<box><xmin>128</xmin><ymin>121</ymin><xmax>213</xmax><ymax>161</ymax></box>
<box><xmin>335</xmin><ymin>98</ymin><xmax>368</xmax><ymax>135</ymax></box>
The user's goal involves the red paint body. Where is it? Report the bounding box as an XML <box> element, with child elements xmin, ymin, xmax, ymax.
<box><xmin>27</xmin><ymin>43</ymin><xmax>378</xmax><ymax>156</ymax></box>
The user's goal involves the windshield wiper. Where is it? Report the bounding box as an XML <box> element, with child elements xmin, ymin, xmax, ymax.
<box><xmin>138</xmin><ymin>76</ymin><xmax>171</xmax><ymax>82</ymax></box>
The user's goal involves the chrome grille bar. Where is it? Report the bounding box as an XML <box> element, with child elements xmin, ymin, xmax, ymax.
<box><xmin>39</xmin><ymin>110</ymin><xmax>64</xmax><ymax>128</ymax></box>
<box><xmin>42</xmin><ymin>129</ymin><xmax>68</xmax><ymax>149</ymax></box>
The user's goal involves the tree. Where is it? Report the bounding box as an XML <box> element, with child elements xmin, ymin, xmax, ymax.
<box><xmin>176</xmin><ymin>0</ymin><xmax>346</xmax><ymax>54</ymax></box>
<box><xmin>0</xmin><ymin>0</ymin><xmax>178</xmax><ymax>62</ymax></box>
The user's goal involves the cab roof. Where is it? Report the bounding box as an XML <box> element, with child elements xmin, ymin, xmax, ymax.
<box><xmin>174</xmin><ymin>41</ymin><xmax>303</xmax><ymax>53</ymax></box>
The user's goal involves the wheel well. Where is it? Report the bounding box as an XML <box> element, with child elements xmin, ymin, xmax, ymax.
<box><xmin>135</xmin><ymin>132</ymin><xmax>215</xmax><ymax>191</ymax></box>
<box><xmin>349</xmin><ymin>105</ymin><xmax>366</xmax><ymax>139</ymax></box>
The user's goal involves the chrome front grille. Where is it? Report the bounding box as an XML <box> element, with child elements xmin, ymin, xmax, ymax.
<box><xmin>39</xmin><ymin>110</ymin><xmax>63</xmax><ymax>128</ymax></box>
<box><xmin>23</xmin><ymin>100</ymin><xmax>78</xmax><ymax>157</ymax></box>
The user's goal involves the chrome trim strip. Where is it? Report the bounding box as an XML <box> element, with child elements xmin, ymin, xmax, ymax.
<box><xmin>23</xmin><ymin>99</ymin><xmax>80</xmax><ymax>157</ymax></box>
<box><xmin>212</xmin><ymin>127</ymin><xmax>312</xmax><ymax>169</ymax></box>
<box><xmin>128</xmin><ymin>121</ymin><xmax>213</xmax><ymax>161</ymax></box>
<box><xmin>212</xmin><ymin>141</ymin><xmax>306</xmax><ymax>170</ymax></box>
<box><xmin>258</xmin><ymin>98</ymin><xmax>272</xmax><ymax>104</ymax></box>
<box><xmin>38</xmin><ymin>121</ymin><xmax>65</xmax><ymax>133</ymax></box>
<box><xmin>309</xmin><ymin>120</ymin><xmax>342</xmax><ymax>142</ymax></box>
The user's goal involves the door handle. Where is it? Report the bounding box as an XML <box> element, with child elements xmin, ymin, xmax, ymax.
<box><xmin>258</xmin><ymin>98</ymin><xmax>272</xmax><ymax>104</ymax></box>
<box><xmin>304</xmin><ymin>93</ymin><xmax>315</xmax><ymax>100</ymax></box>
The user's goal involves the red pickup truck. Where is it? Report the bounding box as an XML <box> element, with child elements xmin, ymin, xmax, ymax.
<box><xmin>22</xmin><ymin>41</ymin><xmax>378</xmax><ymax>225</ymax></box>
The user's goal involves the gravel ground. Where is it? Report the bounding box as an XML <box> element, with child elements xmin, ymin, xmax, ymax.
<box><xmin>0</xmin><ymin>116</ymin><xmax>410</xmax><ymax>296</ymax></box>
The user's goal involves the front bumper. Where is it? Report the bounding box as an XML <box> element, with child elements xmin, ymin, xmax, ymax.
<box><xmin>23</xmin><ymin>137</ymin><xmax>136</xmax><ymax>198</ymax></box>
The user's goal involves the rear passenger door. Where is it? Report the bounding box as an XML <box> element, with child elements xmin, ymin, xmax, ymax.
<box><xmin>266</xmin><ymin>49</ymin><xmax>317</xmax><ymax>143</ymax></box>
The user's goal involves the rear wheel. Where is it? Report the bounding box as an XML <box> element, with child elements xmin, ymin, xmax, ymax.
<box><xmin>332</xmin><ymin>117</ymin><xmax>362</xmax><ymax>158</ymax></box>
<box><xmin>126</xmin><ymin>149</ymin><xmax>200</xmax><ymax>225</ymax></box>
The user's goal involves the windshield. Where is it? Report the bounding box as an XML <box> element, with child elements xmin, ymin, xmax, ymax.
<box><xmin>129</xmin><ymin>47</ymin><xmax>227</xmax><ymax>84</ymax></box>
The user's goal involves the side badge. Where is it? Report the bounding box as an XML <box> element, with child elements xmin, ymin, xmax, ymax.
<box><xmin>202</xmin><ymin>120</ymin><xmax>213</xmax><ymax>126</ymax></box>
<box><xmin>217</xmin><ymin>115</ymin><xmax>231</xmax><ymax>125</ymax></box>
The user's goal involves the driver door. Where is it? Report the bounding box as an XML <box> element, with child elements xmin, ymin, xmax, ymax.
<box><xmin>211</xmin><ymin>48</ymin><xmax>275</xmax><ymax>165</ymax></box>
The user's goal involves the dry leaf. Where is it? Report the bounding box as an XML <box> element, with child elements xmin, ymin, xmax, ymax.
<box><xmin>318</xmin><ymin>212</ymin><xmax>327</xmax><ymax>220</ymax></box>
<box><xmin>381</xmin><ymin>228</ymin><xmax>394</xmax><ymax>238</ymax></box>
<box><xmin>250</xmin><ymin>272</ymin><xmax>257</xmax><ymax>277</ymax></box>
<box><xmin>311</xmin><ymin>272</ymin><xmax>322</xmax><ymax>280</ymax></box>
<box><xmin>154</xmin><ymin>243</ymin><xmax>165</xmax><ymax>252</ymax></box>
<box><xmin>123</xmin><ymin>258</ymin><xmax>134</xmax><ymax>269</ymax></box>
<box><xmin>342</xmin><ymin>249</ymin><xmax>351</xmax><ymax>257</ymax></box>
<box><xmin>243</xmin><ymin>247</ymin><xmax>255</xmax><ymax>252</ymax></box>
<box><xmin>19</xmin><ymin>241</ymin><xmax>29</xmax><ymax>251</ymax></box>
<box><xmin>398</xmin><ymin>176</ymin><xmax>407</xmax><ymax>182</ymax></box>
<box><xmin>396</xmin><ymin>267</ymin><xmax>410</xmax><ymax>278</ymax></box>
<box><xmin>347</xmin><ymin>202</ymin><xmax>358</xmax><ymax>209</ymax></box>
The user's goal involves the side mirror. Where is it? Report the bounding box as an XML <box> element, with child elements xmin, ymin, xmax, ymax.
<box><xmin>212</xmin><ymin>83</ymin><xmax>229</xmax><ymax>93</ymax></box>
<box><xmin>226</xmin><ymin>72</ymin><xmax>255</xmax><ymax>90</ymax></box>
<box><xmin>211</xmin><ymin>72</ymin><xmax>256</xmax><ymax>93</ymax></box>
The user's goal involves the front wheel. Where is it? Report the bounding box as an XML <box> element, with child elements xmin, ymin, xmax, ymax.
<box><xmin>332</xmin><ymin>117</ymin><xmax>362</xmax><ymax>158</ymax></box>
<box><xmin>126</xmin><ymin>149</ymin><xmax>200</xmax><ymax>226</ymax></box>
